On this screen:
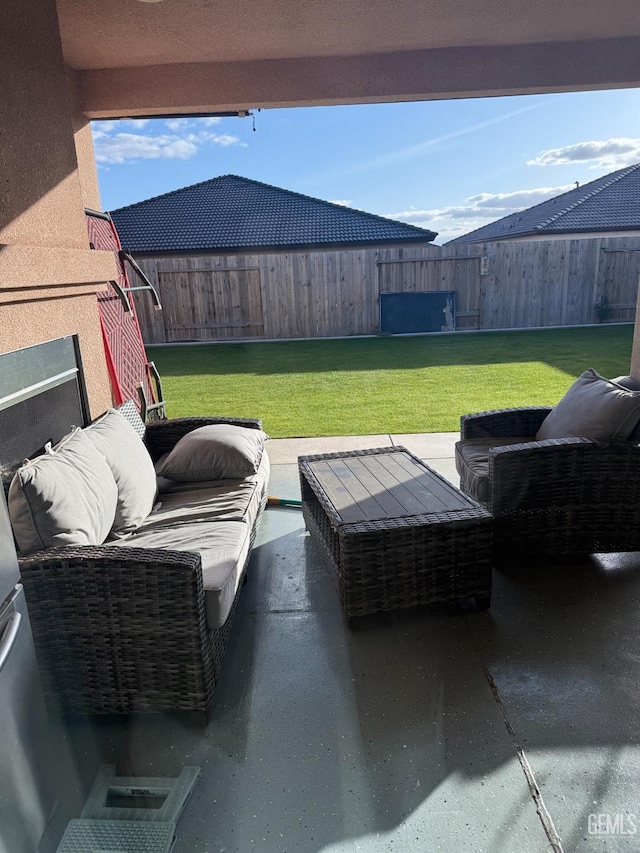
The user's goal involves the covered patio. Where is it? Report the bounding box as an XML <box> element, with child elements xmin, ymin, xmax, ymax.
<box><xmin>3</xmin><ymin>1</ymin><xmax>640</xmax><ymax>851</ymax></box>
<box><xmin>54</xmin><ymin>432</ymin><xmax>640</xmax><ymax>852</ymax></box>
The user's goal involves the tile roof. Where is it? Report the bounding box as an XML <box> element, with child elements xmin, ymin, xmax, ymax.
<box><xmin>446</xmin><ymin>162</ymin><xmax>640</xmax><ymax>244</ymax></box>
<box><xmin>110</xmin><ymin>174</ymin><xmax>437</xmax><ymax>253</ymax></box>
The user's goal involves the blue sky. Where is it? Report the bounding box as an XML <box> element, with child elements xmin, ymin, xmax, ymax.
<box><xmin>93</xmin><ymin>87</ymin><xmax>640</xmax><ymax>244</ymax></box>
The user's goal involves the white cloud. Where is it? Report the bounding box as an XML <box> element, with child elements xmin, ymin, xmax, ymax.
<box><xmin>328</xmin><ymin>199</ymin><xmax>353</xmax><ymax>206</ymax></box>
<box><xmin>165</xmin><ymin>118</ymin><xmax>190</xmax><ymax>131</ymax></box>
<box><xmin>208</xmin><ymin>133</ymin><xmax>245</xmax><ymax>147</ymax></box>
<box><xmin>385</xmin><ymin>138</ymin><xmax>640</xmax><ymax>242</ymax></box>
<box><xmin>94</xmin><ymin>132</ymin><xmax>198</xmax><ymax>163</ymax></box>
<box><xmin>164</xmin><ymin>117</ymin><xmax>226</xmax><ymax>131</ymax></box>
<box><xmin>464</xmin><ymin>185</ymin><xmax>574</xmax><ymax>211</ymax></box>
<box><xmin>527</xmin><ymin>137</ymin><xmax>640</xmax><ymax>170</ymax></box>
<box><xmin>93</xmin><ymin>127</ymin><xmax>247</xmax><ymax>163</ymax></box>
<box><xmin>386</xmin><ymin>184</ymin><xmax>574</xmax><ymax>243</ymax></box>
<box><xmin>386</xmin><ymin>208</ymin><xmax>433</xmax><ymax>221</ymax></box>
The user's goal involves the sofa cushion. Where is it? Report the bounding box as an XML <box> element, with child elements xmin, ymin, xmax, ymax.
<box><xmin>112</xmin><ymin>520</ymin><xmax>251</xmax><ymax>629</ymax></box>
<box><xmin>156</xmin><ymin>424</ymin><xmax>268</xmax><ymax>482</ymax></box>
<box><xmin>85</xmin><ymin>409</ymin><xmax>157</xmax><ymax>537</ymax></box>
<box><xmin>536</xmin><ymin>369</ymin><xmax>640</xmax><ymax>441</ymax></box>
<box><xmin>141</xmin><ymin>451</ymin><xmax>270</xmax><ymax>531</ymax></box>
<box><xmin>455</xmin><ymin>437</ymin><xmax>531</xmax><ymax>505</ymax></box>
<box><xmin>8</xmin><ymin>428</ymin><xmax>118</xmax><ymax>554</ymax></box>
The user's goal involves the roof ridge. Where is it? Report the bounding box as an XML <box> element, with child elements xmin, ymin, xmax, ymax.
<box><xmin>111</xmin><ymin>174</ymin><xmax>437</xmax><ymax>251</ymax></box>
<box><xmin>111</xmin><ymin>173</ymin><xmax>433</xmax><ymax>236</ymax></box>
<box><xmin>221</xmin><ymin>175</ymin><xmax>434</xmax><ymax>235</ymax></box>
<box><xmin>533</xmin><ymin>162</ymin><xmax>640</xmax><ymax>232</ymax></box>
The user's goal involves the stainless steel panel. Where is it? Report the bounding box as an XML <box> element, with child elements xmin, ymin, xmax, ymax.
<box><xmin>0</xmin><ymin>337</ymin><xmax>78</xmax><ymax>412</ymax></box>
<box><xmin>0</xmin><ymin>490</ymin><xmax>20</xmax><ymax>594</ymax></box>
<box><xmin>0</xmin><ymin>586</ymin><xmax>56</xmax><ymax>853</ymax></box>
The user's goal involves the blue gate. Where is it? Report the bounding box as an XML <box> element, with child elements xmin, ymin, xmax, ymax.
<box><xmin>379</xmin><ymin>291</ymin><xmax>456</xmax><ymax>334</ymax></box>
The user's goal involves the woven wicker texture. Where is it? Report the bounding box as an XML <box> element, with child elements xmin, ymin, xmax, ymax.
<box><xmin>18</xmin><ymin>416</ymin><xmax>266</xmax><ymax>715</ymax></box>
<box><xmin>144</xmin><ymin>416</ymin><xmax>263</xmax><ymax>462</ymax></box>
<box><xmin>20</xmin><ymin>545</ymin><xmax>213</xmax><ymax>714</ymax></box>
<box><xmin>299</xmin><ymin>447</ymin><xmax>492</xmax><ymax>622</ymax></box>
<box><xmin>460</xmin><ymin>407</ymin><xmax>552</xmax><ymax>439</ymax></box>
<box><xmin>458</xmin><ymin>406</ymin><xmax>640</xmax><ymax>562</ymax></box>
<box><xmin>20</xmin><ymin>528</ymin><xmax>262</xmax><ymax>715</ymax></box>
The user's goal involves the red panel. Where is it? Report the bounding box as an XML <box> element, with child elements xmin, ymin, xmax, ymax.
<box><xmin>86</xmin><ymin>212</ymin><xmax>157</xmax><ymax>414</ymax></box>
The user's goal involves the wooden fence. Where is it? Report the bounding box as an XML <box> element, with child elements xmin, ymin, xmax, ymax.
<box><xmin>132</xmin><ymin>236</ymin><xmax>640</xmax><ymax>343</ymax></box>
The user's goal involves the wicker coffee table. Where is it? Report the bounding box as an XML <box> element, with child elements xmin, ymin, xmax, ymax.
<box><xmin>298</xmin><ymin>446</ymin><xmax>493</xmax><ymax>625</ymax></box>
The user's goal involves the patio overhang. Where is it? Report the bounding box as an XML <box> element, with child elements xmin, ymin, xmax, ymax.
<box><xmin>80</xmin><ymin>37</ymin><xmax>640</xmax><ymax>119</ymax></box>
<box><xmin>2</xmin><ymin>0</ymin><xmax>640</xmax><ymax>417</ymax></box>
<box><xmin>57</xmin><ymin>0</ymin><xmax>640</xmax><ymax>118</ymax></box>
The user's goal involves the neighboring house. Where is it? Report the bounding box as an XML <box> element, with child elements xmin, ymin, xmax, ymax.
<box><xmin>111</xmin><ymin>174</ymin><xmax>437</xmax><ymax>255</ymax></box>
<box><xmin>438</xmin><ymin>162</ymin><xmax>640</xmax><ymax>329</ymax></box>
<box><xmin>110</xmin><ymin>175</ymin><xmax>439</xmax><ymax>342</ymax></box>
<box><xmin>447</xmin><ymin>162</ymin><xmax>640</xmax><ymax>245</ymax></box>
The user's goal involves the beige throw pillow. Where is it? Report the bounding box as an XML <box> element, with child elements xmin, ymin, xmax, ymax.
<box><xmin>8</xmin><ymin>428</ymin><xmax>118</xmax><ymax>554</ymax></box>
<box><xmin>536</xmin><ymin>368</ymin><xmax>640</xmax><ymax>441</ymax></box>
<box><xmin>84</xmin><ymin>408</ymin><xmax>157</xmax><ymax>536</ymax></box>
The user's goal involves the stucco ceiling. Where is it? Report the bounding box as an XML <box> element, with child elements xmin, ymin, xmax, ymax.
<box><xmin>56</xmin><ymin>0</ymin><xmax>640</xmax><ymax>117</ymax></box>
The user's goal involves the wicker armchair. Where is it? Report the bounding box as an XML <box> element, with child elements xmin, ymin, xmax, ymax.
<box><xmin>17</xmin><ymin>415</ymin><xmax>266</xmax><ymax>717</ymax></box>
<box><xmin>456</xmin><ymin>407</ymin><xmax>640</xmax><ymax>563</ymax></box>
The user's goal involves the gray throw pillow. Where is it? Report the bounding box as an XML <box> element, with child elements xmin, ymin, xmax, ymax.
<box><xmin>8</xmin><ymin>428</ymin><xmax>118</xmax><ymax>554</ymax></box>
<box><xmin>536</xmin><ymin>368</ymin><xmax>640</xmax><ymax>441</ymax></box>
<box><xmin>156</xmin><ymin>424</ymin><xmax>268</xmax><ymax>482</ymax></box>
<box><xmin>84</xmin><ymin>409</ymin><xmax>157</xmax><ymax>536</ymax></box>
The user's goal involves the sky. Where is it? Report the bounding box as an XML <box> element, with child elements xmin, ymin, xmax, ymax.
<box><xmin>94</xmin><ymin>87</ymin><xmax>640</xmax><ymax>244</ymax></box>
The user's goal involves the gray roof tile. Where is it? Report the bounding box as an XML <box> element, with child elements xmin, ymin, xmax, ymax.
<box><xmin>446</xmin><ymin>162</ymin><xmax>640</xmax><ymax>244</ymax></box>
<box><xmin>111</xmin><ymin>174</ymin><xmax>437</xmax><ymax>252</ymax></box>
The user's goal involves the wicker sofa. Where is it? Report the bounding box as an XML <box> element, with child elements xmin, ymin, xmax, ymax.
<box><xmin>9</xmin><ymin>408</ymin><xmax>269</xmax><ymax>717</ymax></box>
<box><xmin>455</xmin><ymin>370</ymin><xmax>640</xmax><ymax>564</ymax></box>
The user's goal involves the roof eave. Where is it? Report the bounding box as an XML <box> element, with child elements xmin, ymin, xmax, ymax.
<box><xmin>448</xmin><ymin>223</ymin><xmax>640</xmax><ymax>245</ymax></box>
<box><xmin>126</xmin><ymin>235</ymin><xmax>437</xmax><ymax>256</ymax></box>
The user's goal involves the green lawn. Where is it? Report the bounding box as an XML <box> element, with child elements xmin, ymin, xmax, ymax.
<box><xmin>148</xmin><ymin>325</ymin><xmax>634</xmax><ymax>437</ymax></box>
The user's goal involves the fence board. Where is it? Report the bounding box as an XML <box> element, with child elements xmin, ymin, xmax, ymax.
<box><xmin>132</xmin><ymin>237</ymin><xmax>640</xmax><ymax>343</ymax></box>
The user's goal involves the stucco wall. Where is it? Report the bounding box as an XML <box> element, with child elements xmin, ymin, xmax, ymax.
<box><xmin>0</xmin><ymin>0</ymin><xmax>114</xmax><ymax>417</ymax></box>
<box><xmin>67</xmin><ymin>65</ymin><xmax>103</xmax><ymax>213</ymax></box>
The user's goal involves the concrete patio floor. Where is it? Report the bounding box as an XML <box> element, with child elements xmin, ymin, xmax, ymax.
<box><xmin>57</xmin><ymin>433</ymin><xmax>640</xmax><ymax>853</ymax></box>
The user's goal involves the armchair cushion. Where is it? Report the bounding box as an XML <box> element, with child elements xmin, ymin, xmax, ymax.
<box><xmin>536</xmin><ymin>368</ymin><xmax>640</xmax><ymax>441</ymax></box>
<box><xmin>455</xmin><ymin>437</ymin><xmax>531</xmax><ymax>504</ymax></box>
<box><xmin>8</xmin><ymin>428</ymin><xmax>118</xmax><ymax>554</ymax></box>
<box><xmin>84</xmin><ymin>409</ymin><xmax>157</xmax><ymax>537</ymax></box>
<box><xmin>156</xmin><ymin>423</ymin><xmax>268</xmax><ymax>482</ymax></box>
